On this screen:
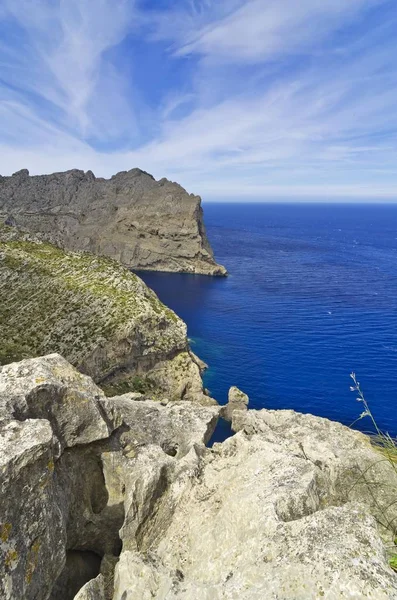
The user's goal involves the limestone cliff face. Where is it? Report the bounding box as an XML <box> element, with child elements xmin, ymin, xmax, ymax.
<box><xmin>0</xmin><ymin>225</ymin><xmax>211</xmax><ymax>404</ymax></box>
<box><xmin>0</xmin><ymin>168</ymin><xmax>226</xmax><ymax>276</ymax></box>
<box><xmin>0</xmin><ymin>356</ymin><xmax>396</xmax><ymax>600</ymax></box>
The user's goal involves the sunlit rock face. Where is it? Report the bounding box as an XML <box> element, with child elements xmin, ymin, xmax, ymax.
<box><xmin>0</xmin><ymin>355</ymin><xmax>220</xmax><ymax>600</ymax></box>
<box><xmin>113</xmin><ymin>409</ymin><xmax>397</xmax><ymax>600</ymax></box>
<box><xmin>0</xmin><ymin>168</ymin><xmax>227</xmax><ymax>276</ymax></box>
<box><xmin>1</xmin><ymin>355</ymin><xmax>396</xmax><ymax>599</ymax></box>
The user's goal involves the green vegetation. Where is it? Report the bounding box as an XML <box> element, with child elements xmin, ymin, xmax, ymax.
<box><xmin>349</xmin><ymin>373</ymin><xmax>397</xmax><ymax>572</ymax></box>
<box><xmin>0</xmin><ymin>226</ymin><xmax>183</xmax><ymax>387</ymax></box>
<box><xmin>101</xmin><ymin>375</ymin><xmax>156</xmax><ymax>397</ymax></box>
<box><xmin>390</xmin><ymin>552</ymin><xmax>397</xmax><ymax>572</ymax></box>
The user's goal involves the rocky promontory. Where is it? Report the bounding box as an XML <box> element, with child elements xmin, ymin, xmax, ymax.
<box><xmin>0</xmin><ymin>355</ymin><xmax>396</xmax><ymax>599</ymax></box>
<box><xmin>1</xmin><ymin>223</ymin><xmax>396</xmax><ymax>598</ymax></box>
<box><xmin>0</xmin><ymin>168</ymin><xmax>226</xmax><ymax>276</ymax></box>
<box><xmin>0</xmin><ymin>224</ymin><xmax>211</xmax><ymax>403</ymax></box>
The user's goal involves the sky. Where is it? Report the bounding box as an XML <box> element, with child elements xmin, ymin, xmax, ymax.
<box><xmin>1</xmin><ymin>0</ymin><xmax>397</xmax><ymax>201</ymax></box>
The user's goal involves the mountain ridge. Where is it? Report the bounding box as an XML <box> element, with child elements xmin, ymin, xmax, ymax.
<box><xmin>0</xmin><ymin>167</ymin><xmax>227</xmax><ymax>276</ymax></box>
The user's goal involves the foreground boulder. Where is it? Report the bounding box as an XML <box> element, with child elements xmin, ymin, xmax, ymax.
<box><xmin>0</xmin><ymin>354</ymin><xmax>111</xmax><ymax>450</ymax></box>
<box><xmin>0</xmin><ymin>419</ymin><xmax>63</xmax><ymax>600</ymax></box>
<box><xmin>0</xmin><ymin>226</ymin><xmax>211</xmax><ymax>403</ymax></box>
<box><xmin>0</xmin><ymin>355</ymin><xmax>220</xmax><ymax>600</ymax></box>
<box><xmin>0</xmin><ymin>168</ymin><xmax>226</xmax><ymax>276</ymax></box>
<box><xmin>114</xmin><ymin>411</ymin><xmax>397</xmax><ymax>599</ymax></box>
<box><xmin>1</xmin><ymin>355</ymin><xmax>396</xmax><ymax>599</ymax></box>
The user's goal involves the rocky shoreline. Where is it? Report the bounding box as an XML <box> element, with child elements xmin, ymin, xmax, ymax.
<box><xmin>1</xmin><ymin>213</ymin><xmax>397</xmax><ymax>598</ymax></box>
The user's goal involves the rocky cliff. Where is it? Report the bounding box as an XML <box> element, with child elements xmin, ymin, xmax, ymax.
<box><xmin>0</xmin><ymin>168</ymin><xmax>226</xmax><ymax>276</ymax></box>
<box><xmin>1</xmin><ymin>217</ymin><xmax>396</xmax><ymax>598</ymax></box>
<box><xmin>0</xmin><ymin>355</ymin><xmax>396</xmax><ymax>599</ymax></box>
<box><xmin>0</xmin><ymin>224</ymin><xmax>211</xmax><ymax>403</ymax></box>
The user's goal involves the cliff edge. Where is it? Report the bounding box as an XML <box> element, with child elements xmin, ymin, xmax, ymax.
<box><xmin>0</xmin><ymin>224</ymin><xmax>212</xmax><ymax>404</ymax></box>
<box><xmin>0</xmin><ymin>168</ymin><xmax>227</xmax><ymax>276</ymax></box>
<box><xmin>0</xmin><ymin>357</ymin><xmax>396</xmax><ymax>599</ymax></box>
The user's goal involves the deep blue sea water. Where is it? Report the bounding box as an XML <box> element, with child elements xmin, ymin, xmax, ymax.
<box><xmin>138</xmin><ymin>203</ymin><xmax>397</xmax><ymax>439</ymax></box>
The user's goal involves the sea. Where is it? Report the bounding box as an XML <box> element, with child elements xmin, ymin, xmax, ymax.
<box><xmin>138</xmin><ymin>203</ymin><xmax>397</xmax><ymax>442</ymax></box>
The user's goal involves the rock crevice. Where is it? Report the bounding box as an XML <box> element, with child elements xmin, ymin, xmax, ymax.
<box><xmin>1</xmin><ymin>357</ymin><xmax>397</xmax><ymax>599</ymax></box>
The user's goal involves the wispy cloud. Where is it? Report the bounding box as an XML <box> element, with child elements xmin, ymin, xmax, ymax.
<box><xmin>0</xmin><ymin>0</ymin><xmax>138</xmax><ymax>139</ymax></box>
<box><xmin>152</xmin><ymin>0</ymin><xmax>387</xmax><ymax>62</ymax></box>
<box><xmin>0</xmin><ymin>0</ymin><xmax>397</xmax><ymax>200</ymax></box>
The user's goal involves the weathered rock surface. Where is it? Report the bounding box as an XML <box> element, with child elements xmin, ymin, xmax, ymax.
<box><xmin>1</xmin><ymin>355</ymin><xmax>396</xmax><ymax>599</ymax></box>
<box><xmin>114</xmin><ymin>409</ymin><xmax>397</xmax><ymax>600</ymax></box>
<box><xmin>104</xmin><ymin>395</ymin><xmax>219</xmax><ymax>457</ymax></box>
<box><xmin>0</xmin><ymin>226</ymin><xmax>211</xmax><ymax>403</ymax></box>
<box><xmin>0</xmin><ymin>168</ymin><xmax>226</xmax><ymax>276</ymax></box>
<box><xmin>0</xmin><ymin>355</ymin><xmax>220</xmax><ymax>600</ymax></box>
<box><xmin>232</xmin><ymin>408</ymin><xmax>397</xmax><ymax>535</ymax></box>
<box><xmin>0</xmin><ymin>419</ymin><xmax>64</xmax><ymax>600</ymax></box>
<box><xmin>221</xmin><ymin>385</ymin><xmax>249</xmax><ymax>421</ymax></box>
<box><xmin>0</xmin><ymin>354</ymin><xmax>111</xmax><ymax>450</ymax></box>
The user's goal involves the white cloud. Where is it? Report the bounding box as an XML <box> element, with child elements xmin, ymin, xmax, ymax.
<box><xmin>0</xmin><ymin>0</ymin><xmax>137</xmax><ymax>136</ymax></box>
<box><xmin>0</xmin><ymin>0</ymin><xmax>397</xmax><ymax>201</ymax></box>
<box><xmin>153</xmin><ymin>0</ymin><xmax>387</xmax><ymax>63</ymax></box>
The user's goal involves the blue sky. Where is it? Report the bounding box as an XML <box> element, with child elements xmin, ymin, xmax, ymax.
<box><xmin>1</xmin><ymin>0</ymin><xmax>397</xmax><ymax>200</ymax></box>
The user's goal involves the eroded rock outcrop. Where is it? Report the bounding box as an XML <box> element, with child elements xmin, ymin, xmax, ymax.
<box><xmin>1</xmin><ymin>356</ymin><xmax>396</xmax><ymax>599</ymax></box>
<box><xmin>0</xmin><ymin>355</ymin><xmax>220</xmax><ymax>600</ymax></box>
<box><xmin>221</xmin><ymin>385</ymin><xmax>249</xmax><ymax>421</ymax></box>
<box><xmin>113</xmin><ymin>409</ymin><xmax>397</xmax><ymax>599</ymax></box>
<box><xmin>0</xmin><ymin>225</ymin><xmax>211</xmax><ymax>403</ymax></box>
<box><xmin>0</xmin><ymin>419</ymin><xmax>64</xmax><ymax>600</ymax></box>
<box><xmin>0</xmin><ymin>354</ymin><xmax>111</xmax><ymax>450</ymax></box>
<box><xmin>0</xmin><ymin>168</ymin><xmax>226</xmax><ymax>276</ymax></box>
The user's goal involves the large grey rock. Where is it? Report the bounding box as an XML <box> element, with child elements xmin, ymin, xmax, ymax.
<box><xmin>0</xmin><ymin>354</ymin><xmax>111</xmax><ymax>450</ymax></box>
<box><xmin>0</xmin><ymin>356</ymin><xmax>122</xmax><ymax>600</ymax></box>
<box><xmin>98</xmin><ymin>393</ymin><xmax>220</xmax><ymax>557</ymax></box>
<box><xmin>232</xmin><ymin>408</ymin><xmax>397</xmax><ymax>537</ymax></box>
<box><xmin>1</xmin><ymin>355</ymin><xmax>396</xmax><ymax>599</ymax></box>
<box><xmin>0</xmin><ymin>168</ymin><xmax>226</xmax><ymax>276</ymax></box>
<box><xmin>0</xmin><ymin>419</ymin><xmax>64</xmax><ymax>600</ymax></box>
<box><xmin>0</xmin><ymin>354</ymin><xmax>220</xmax><ymax>599</ymax></box>
<box><xmin>221</xmin><ymin>385</ymin><xmax>249</xmax><ymax>421</ymax></box>
<box><xmin>104</xmin><ymin>395</ymin><xmax>220</xmax><ymax>457</ymax></box>
<box><xmin>113</xmin><ymin>410</ymin><xmax>397</xmax><ymax>599</ymax></box>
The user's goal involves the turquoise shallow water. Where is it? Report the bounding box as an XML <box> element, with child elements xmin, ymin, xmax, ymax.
<box><xmin>138</xmin><ymin>203</ymin><xmax>397</xmax><ymax>438</ymax></box>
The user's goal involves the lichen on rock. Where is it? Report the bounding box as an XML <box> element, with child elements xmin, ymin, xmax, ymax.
<box><xmin>0</xmin><ymin>355</ymin><xmax>220</xmax><ymax>600</ymax></box>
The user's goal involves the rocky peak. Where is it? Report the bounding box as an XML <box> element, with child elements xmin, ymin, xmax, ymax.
<box><xmin>0</xmin><ymin>168</ymin><xmax>227</xmax><ymax>276</ymax></box>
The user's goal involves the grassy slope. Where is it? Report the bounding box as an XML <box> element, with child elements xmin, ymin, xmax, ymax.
<box><xmin>0</xmin><ymin>225</ymin><xmax>183</xmax><ymax>376</ymax></box>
